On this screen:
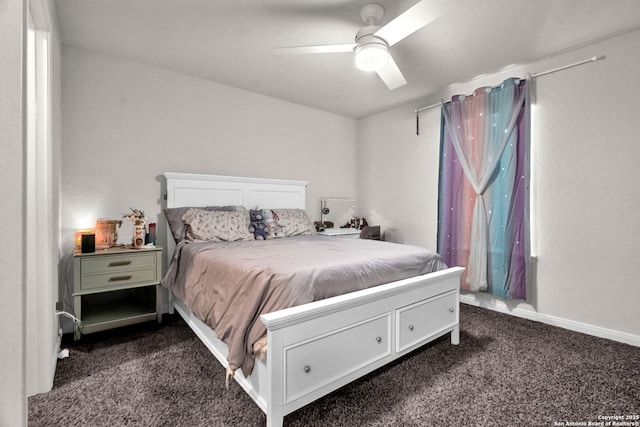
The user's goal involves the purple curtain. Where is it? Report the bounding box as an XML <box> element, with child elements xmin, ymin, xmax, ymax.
<box><xmin>437</xmin><ymin>78</ymin><xmax>529</xmax><ymax>300</ymax></box>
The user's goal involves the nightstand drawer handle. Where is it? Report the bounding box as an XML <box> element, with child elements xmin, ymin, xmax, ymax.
<box><xmin>109</xmin><ymin>275</ymin><xmax>132</xmax><ymax>282</ymax></box>
<box><xmin>108</xmin><ymin>260</ymin><xmax>132</xmax><ymax>267</ymax></box>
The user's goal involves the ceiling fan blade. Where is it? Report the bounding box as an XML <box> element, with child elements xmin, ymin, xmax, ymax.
<box><xmin>375</xmin><ymin>0</ymin><xmax>451</xmax><ymax>47</ymax></box>
<box><xmin>273</xmin><ymin>43</ymin><xmax>357</xmax><ymax>55</ymax></box>
<box><xmin>376</xmin><ymin>54</ymin><xmax>407</xmax><ymax>90</ymax></box>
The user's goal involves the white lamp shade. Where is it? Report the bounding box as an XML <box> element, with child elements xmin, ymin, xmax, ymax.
<box><xmin>355</xmin><ymin>42</ymin><xmax>389</xmax><ymax>72</ymax></box>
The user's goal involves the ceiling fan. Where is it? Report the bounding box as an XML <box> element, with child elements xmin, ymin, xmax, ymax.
<box><xmin>273</xmin><ymin>0</ymin><xmax>452</xmax><ymax>90</ymax></box>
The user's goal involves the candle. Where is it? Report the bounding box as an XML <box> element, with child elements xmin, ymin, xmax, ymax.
<box><xmin>148</xmin><ymin>223</ymin><xmax>156</xmax><ymax>246</ymax></box>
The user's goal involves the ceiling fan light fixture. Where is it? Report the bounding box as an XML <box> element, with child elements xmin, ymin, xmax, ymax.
<box><xmin>355</xmin><ymin>41</ymin><xmax>389</xmax><ymax>72</ymax></box>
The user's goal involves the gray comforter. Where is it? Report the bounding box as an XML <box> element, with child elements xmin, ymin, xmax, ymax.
<box><xmin>161</xmin><ymin>235</ymin><xmax>447</xmax><ymax>375</ymax></box>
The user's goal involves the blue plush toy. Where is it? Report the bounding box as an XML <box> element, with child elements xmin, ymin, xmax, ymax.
<box><xmin>250</xmin><ymin>209</ymin><xmax>268</xmax><ymax>240</ymax></box>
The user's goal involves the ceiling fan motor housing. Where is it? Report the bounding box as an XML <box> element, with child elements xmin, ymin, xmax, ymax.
<box><xmin>355</xmin><ymin>25</ymin><xmax>383</xmax><ymax>42</ymax></box>
<box><xmin>360</xmin><ymin>3</ymin><xmax>385</xmax><ymax>25</ymax></box>
<box><xmin>354</xmin><ymin>5</ymin><xmax>389</xmax><ymax>72</ymax></box>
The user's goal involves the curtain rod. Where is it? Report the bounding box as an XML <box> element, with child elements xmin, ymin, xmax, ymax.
<box><xmin>530</xmin><ymin>55</ymin><xmax>604</xmax><ymax>78</ymax></box>
<box><xmin>414</xmin><ymin>55</ymin><xmax>605</xmax><ymax>115</ymax></box>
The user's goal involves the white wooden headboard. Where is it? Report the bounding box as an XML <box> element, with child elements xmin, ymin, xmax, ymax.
<box><xmin>165</xmin><ymin>172</ymin><xmax>308</xmax><ymax>211</ymax></box>
<box><xmin>163</xmin><ymin>172</ymin><xmax>308</xmax><ymax>260</ymax></box>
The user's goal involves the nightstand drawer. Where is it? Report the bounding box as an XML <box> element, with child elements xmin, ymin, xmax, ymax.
<box><xmin>79</xmin><ymin>268</ymin><xmax>158</xmax><ymax>291</ymax></box>
<box><xmin>80</xmin><ymin>252</ymin><xmax>157</xmax><ymax>276</ymax></box>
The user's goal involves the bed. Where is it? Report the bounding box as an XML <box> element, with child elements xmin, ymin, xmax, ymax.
<box><xmin>162</xmin><ymin>172</ymin><xmax>464</xmax><ymax>427</ymax></box>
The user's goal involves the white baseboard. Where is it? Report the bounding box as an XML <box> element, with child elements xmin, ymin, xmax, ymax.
<box><xmin>460</xmin><ymin>294</ymin><xmax>640</xmax><ymax>347</ymax></box>
<box><xmin>50</xmin><ymin>328</ymin><xmax>63</xmax><ymax>389</ymax></box>
<box><xmin>29</xmin><ymin>328</ymin><xmax>62</xmax><ymax>397</ymax></box>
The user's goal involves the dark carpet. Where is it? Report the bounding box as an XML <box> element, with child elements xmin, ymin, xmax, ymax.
<box><xmin>29</xmin><ymin>305</ymin><xmax>640</xmax><ymax>426</ymax></box>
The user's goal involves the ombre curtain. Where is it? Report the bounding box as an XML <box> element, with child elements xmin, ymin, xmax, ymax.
<box><xmin>437</xmin><ymin>78</ymin><xmax>529</xmax><ymax>299</ymax></box>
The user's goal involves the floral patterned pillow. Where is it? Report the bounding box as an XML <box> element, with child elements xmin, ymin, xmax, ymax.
<box><xmin>271</xmin><ymin>209</ymin><xmax>316</xmax><ymax>237</ymax></box>
<box><xmin>164</xmin><ymin>205</ymin><xmax>245</xmax><ymax>243</ymax></box>
<box><xmin>181</xmin><ymin>209</ymin><xmax>253</xmax><ymax>242</ymax></box>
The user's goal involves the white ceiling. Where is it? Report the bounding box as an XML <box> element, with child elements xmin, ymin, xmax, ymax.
<box><xmin>54</xmin><ymin>0</ymin><xmax>640</xmax><ymax>118</ymax></box>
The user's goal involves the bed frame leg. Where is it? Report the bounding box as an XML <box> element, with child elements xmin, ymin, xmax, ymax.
<box><xmin>266</xmin><ymin>414</ymin><xmax>283</xmax><ymax>427</ymax></box>
<box><xmin>451</xmin><ymin>326</ymin><xmax>460</xmax><ymax>345</ymax></box>
<box><xmin>265</xmin><ymin>386</ymin><xmax>284</xmax><ymax>426</ymax></box>
<box><xmin>168</xmin><ymin>291</ymin><xmax>175</xmax><ymax>315</ymax></box>
<box><xmin>266</xmin><ymin>329</ymin><xmax>285</xmax><ymax>427</ymax></box>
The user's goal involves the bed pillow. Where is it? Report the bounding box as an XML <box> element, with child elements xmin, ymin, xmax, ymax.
<box><xmin>271</xmin><ymin>209</ymin><xmax>317</xmax><ymax>237</ymax></box>
<box><xmin>181</xmin><ymin>208</ymin><xmax>253</xmax><ymax>242</ymax></box>
<box><xmin>164</xmin><ymin>205</ymin><xmax>245</xmax><ymax>243</ymax></box>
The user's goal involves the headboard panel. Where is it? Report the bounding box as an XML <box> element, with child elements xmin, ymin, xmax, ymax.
<box><xmin>165</xmin><ymin>172</ymin><xmax>307</xmax><ymax>210</ymax></box>
<box><xmin>163</xmin><ymin>172</ymin><xmax>309</xmax><ymax>260</ymax></box>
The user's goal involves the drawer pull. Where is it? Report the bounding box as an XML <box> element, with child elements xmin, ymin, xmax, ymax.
<box><xmin>303</xmin><ymin>365</ymin><xmax>311</xmax><ymax>374</ymax></box>
<box><xmin>449</xmin><ymin>307</ymin><xmax>454</xmax><ymax>313</ymax></box>
<box><xmin>109</xmin><ymin>275</ymin><xmax>132</xmax><ymax>282</ymax></box>
<box><xmin>376</xmin><ymin>336</ymin><xmax>382</xmax><ymax>343</ymax></box>
<box><xmin>408</xmin><ymin>325</ymin><xmax>414</xmax><ymax>331</ymax></box>
<box><xmin>108</xmin><ymin>260</ymin><xmax>132</xmax><ymax>267</ymax></box>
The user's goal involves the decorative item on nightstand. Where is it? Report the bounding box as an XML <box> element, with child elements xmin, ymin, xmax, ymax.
<box><xmin>123</xmin><ymin>208</ymin><xmax>146</xmax><ymax>248</ymax></box>
<box><xmin>95</xmin><ymin>219</ymin><xmax>122</xmax><ymax>249</ymax></box>
<box><xmin>81</xmin><ymin>233</ymin><xmax>96</xmax><ymax>253</ymax></box>
<box><xmin>75</xmin><ymin>229</ymin><xmax>95</xmax><ymax>253</ymax></box>
<box><xmin>320</xmin><ymin>198</ymin><xmax>356</xmax><ymax>229</ymax></box>
<box><xmin>148</xmin><ymin>222</ymin><xmax>156</xmax><ymax>245</ymax></box>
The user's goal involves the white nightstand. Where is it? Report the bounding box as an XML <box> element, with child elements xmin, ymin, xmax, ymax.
<box><xmin>317</xmin><ymin>228</ymin><xmax>361</xmax><ymax>239</ymax></box>
<box><xmin>72</xmin><ymin>246</ymin><xmax>162</xmax><ymax>339</ymax></box>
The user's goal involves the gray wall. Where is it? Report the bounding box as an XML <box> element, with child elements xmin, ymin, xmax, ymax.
<box><xmin>358</xmin><ymin>29</ymin><xmax>640</xmax><ymax>339</ymax></box>
<box><xmin>60</xmin><ymin>46</ymin><xmax>358</xmax><ymax>256</ymax></box>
